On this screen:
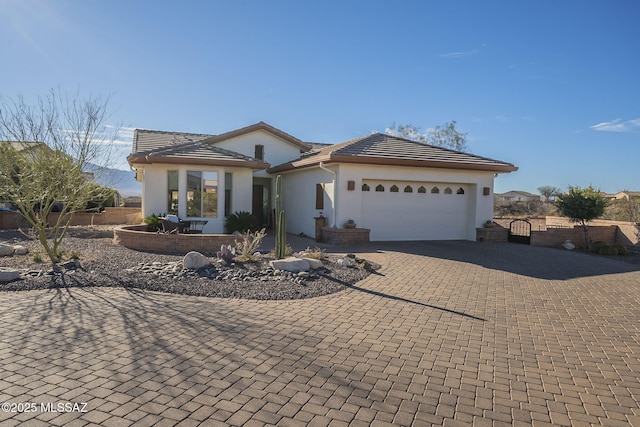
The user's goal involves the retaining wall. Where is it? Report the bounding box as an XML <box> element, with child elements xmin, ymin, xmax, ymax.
<box><xmin>113</xmin><ymin>225</ymin><xmax>237</xmax><ymax>255</ymax></box>
<box><xmin>321</xmin><ymin>227</ymin><xmax>370</xmax><ymax>245</ymax></box>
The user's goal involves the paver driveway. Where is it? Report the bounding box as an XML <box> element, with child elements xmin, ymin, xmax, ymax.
<box><xmin>1</xmin><ymin>241</ymin><xmax>639</xmax><ymax>426</ymax></box>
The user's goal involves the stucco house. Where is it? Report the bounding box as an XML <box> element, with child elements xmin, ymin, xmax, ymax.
<box><xmin>128</xmin><ymin>122</ymin><xmax>517</xmax><ymax>241</ymax></box>
<box><xmin>495</xmin><ymin>190</ymin><xmax>540</xmax><ymax>202</ymax></box>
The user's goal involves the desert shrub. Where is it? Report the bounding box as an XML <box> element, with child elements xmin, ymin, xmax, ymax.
<box><xmin>234</xmin><ymin>228</ymin><xmax>267</xmax><ymax>262</ymax></box>
<box><xmin>598</xmin><ymin>245</ymin><xmax>619</xmax><ymax>256</ymax></box>
<box><xmin>590</xmin><ymin>241</ymin><xmax>608</xmax><ymax>254</ymax></box>
<box><xmin>144</xmin><ymin>213</ymin><xmax>163</xmax><ymax>232</ymax></box>
<box><xmin>300</xmin><ymin>246</ymin><xmax>326</xmax><ymax>260</ymax></box>
<box><xmin>612</xmin><ymin>244</ymin><xmax>628</xmax><ymax>255</ymax></box>
<box><xmin>226</xmin><ymin>211</ymin><xmax>260</xmax><ymax>233</ymax></box>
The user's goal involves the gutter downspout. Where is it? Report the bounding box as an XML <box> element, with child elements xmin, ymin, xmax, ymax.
<box><xmin>318</xmin><ymin>160</ymin><xmax>337</xmax><ymax>228</ymax></box>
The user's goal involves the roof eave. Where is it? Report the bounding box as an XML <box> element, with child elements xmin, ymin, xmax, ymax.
<box><xmin>128</xmin><ymin>155</ymin><xmax>270</xmax><ymax>170</ymax></box>
<box><xmin>268</xmin><ymin>154</ymin><xmax>518</xmax><ymax>174</ymax></box>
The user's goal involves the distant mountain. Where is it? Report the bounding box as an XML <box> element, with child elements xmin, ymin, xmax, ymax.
<box><xmin>85</xmin><ymin>164</ymin><xmax>141</xmax><ymax>197</ymax></box>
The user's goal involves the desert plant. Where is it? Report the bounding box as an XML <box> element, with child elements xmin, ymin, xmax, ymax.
<box><xmin>612</xmin><ymin>244</ymin><xmax>628</xmax><ymax>255</ymax></box>
<box><xmin>216</xmin><ymin>244</ymin><xmax>236</xmax><ymax>262</ymax></box>
<box><xmin>274</xmin><ymin>175</ymin><xmax>287</xmax><ymax>259</ymax></box>
<box><xmin>234</xmin><ymin>228</ymin><xmax>267</xmax><ymax>262</ymax></box>
<box><xmin>225</xmin><ymin>211</ymin><xmax>260</xmax><ymax>233</ymax></box>
<box><xmin>598</xmin><ymin>245</ymin><xmax>619</xmax><ymax>256</ymax></box>
<box><xmin>590</xmin><ymin>241</ymin><xmax>608</xmax><ymax>254</ymax></box>
<box><xmin>144</xmin><ymin>213</ymin><xmax>163</xmax><ymax>232</ymax></box>
<box><xmin>300</xmin><ymin>246</ymin><xmax>326</xmax><ymax>260</ymax></box>
<box><xmin>69</xmin><ymin>250</ymin><xmax>80</xmax><ymax>260</ymax></box>
<box><xmin>32</xmin><ymin>253</ymin><xmax>43</xmax><ymax>263</ymax></box>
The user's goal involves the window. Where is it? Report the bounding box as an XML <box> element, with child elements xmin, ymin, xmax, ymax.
<box><xmin>224</xmin><ymin>173</ymin><xmax>232</xmax><ymax>217</ymax></box>
<box><xmin>362</xmin><ymin>183</ymin><xmax>370</xmax><ymax>191</ymax></box>
<box><xmin>444</xmin><ymin>187</ymin><xmax>453</xmax><ymax>194</ymax></box>
<box><xmin>187</xmin><ymin>171</ymin><xmax>218</xmax><ymax>217</ymax></box>
<box><xmin>167</xmin><ymin>170</ymin><xmax>179</xmax><ymax>214</ymax></box>
<box><xmin>418</xmin><ymin>186</ymin><xmax>426</xmax><ymax>193</ymax></box>
<box><xmin>404</xmin><ymin>185</ymin><xmax>413</xmax><ymax>193</ymax></box>
<box><xmin>254</xmin><ymin>144</ymin><xmax>264</xmax><ymax>160</ymax></box>
<box><xmin>315</xmin><ymin>183</ymin><xmax>324</xmax><ymax>210</ymax></box>
<box><xmin>390</xmin><ymin>185</ymin><xmax>399</xmax><ymax>192</ymax></box>
<box><xmin>457</xmin><ymin>187</ymin><xmax>465</xmax><ymax>194</ymax></box>
<box><xmin>375</xmin><ymin>184</ymin><xmax>385</xmax><ymax>192</ymax></box>
<box><xmin>431</xmin><ymin>186</ymin><xmax>440</xmax><ymax>194</ymax></box>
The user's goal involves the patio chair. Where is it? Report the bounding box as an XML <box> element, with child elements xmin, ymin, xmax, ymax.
<box><xmin>160</xmin><ymin>217</ymin><xmax>189</xmax><ymax>234</ymax></box>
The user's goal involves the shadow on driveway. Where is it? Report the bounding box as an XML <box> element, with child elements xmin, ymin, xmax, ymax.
<box><xmin>373</xmin><ymin>240</ymin><xmax>640</xmax><ymax>280</ymax></box>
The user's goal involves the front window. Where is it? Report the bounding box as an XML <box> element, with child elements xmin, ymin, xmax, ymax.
<box><xmin>187</xmin><ymin>171</ymin><xmax>218</xmax><ymax>217</ymax></box>
<box><xmin>167</xmin><ymin>170</ymin><xmax>178</xmax><ymax>214</ymax></box>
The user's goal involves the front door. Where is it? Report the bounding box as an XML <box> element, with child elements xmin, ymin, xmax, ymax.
<box><xmin>252</xmin><ymin>185</ymin><xmax>264</xmax><ymax>227</ymax></box>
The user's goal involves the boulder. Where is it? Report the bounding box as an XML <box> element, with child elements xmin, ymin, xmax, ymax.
<box><xmin>561</xmin><ymin>240</ymin><xmax>575</xmax><ymax>251</ymax></box>
<box><xmin>302</xmin><ymin>257</ymin><xmax>323</xmax><ymax>269</ymax></box>
<box><xmin>0</xmin><ymin>244</ymin><xmax>15</xmax><ymax>257</ymax></box>
<box><xmin>183</xmin><ymin>251</ymin><xmax>210</xmax><ymax>269</ymax></box>
<box><xmin>13</xmin><ymin>245</ymin><xmax>28</xmax><ymax>255</ymax></box>
<box><xmin>0</xmin><ymin>268</ymin><xmax>20</xmax><ymax>282</ymax></box>
<box><xmin>269</xmin><ymin>257</ymin><xmax>310</xmax><ymax>273</ymax></box>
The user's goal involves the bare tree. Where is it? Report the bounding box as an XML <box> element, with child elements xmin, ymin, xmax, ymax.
<box><xmin>537</xmin><ymin>185</ymin><xmax>562</xmax><ymax>202</ymax></box>
<box><xmin>387</xmin><ymin>120</ymin><xmax>468</xmax><ymax>152</ymax></box>
<box><xmin>0</xmin><ymin>90</ymin><xmax>119</xmax><ymax>266</ymax></box>
<box><xmin>0</xmin><ymin>89</ymin><xmax>120</xmax><ymax>173</ymax></box>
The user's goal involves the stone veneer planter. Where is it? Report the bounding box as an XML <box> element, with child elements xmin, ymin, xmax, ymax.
<box><xmin>114</xmin><ymin>225</ymin><xmax>237</xmax><ymax>255</ymax></box>
<box><xmin>321</xmin><ymin>227</ymin><xmax>370</xmax><ymax>245</ymax></box>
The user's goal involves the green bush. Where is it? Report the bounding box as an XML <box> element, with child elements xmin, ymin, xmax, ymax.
<box><xmin>225</xmin><ymin>211</ymin><xmax>260</xmax><ymax>233</ymax></box>
<box><xmin>598</xmin><ymin>245</ymin><xmax>619</xmax><ymax>256</ymax></box>
<box><xmin>612</xmin><ymin>244</ymin><xmax>628</xmax><ymax>255</ymax></box>
<box><xmin>144</xmin><ymin>213</ymin><xmax>163</xmax><ymax>232</ymax></box>
<box><xmin>590</xmin><ymin>241</ymin><xmax>608</xmax><ymax>254</ymax></box>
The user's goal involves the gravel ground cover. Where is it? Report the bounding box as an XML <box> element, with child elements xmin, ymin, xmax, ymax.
<box><xmin>0</xmin><ymin>227</ymin><xmax>376</xmax><ymax>300</ymax></box>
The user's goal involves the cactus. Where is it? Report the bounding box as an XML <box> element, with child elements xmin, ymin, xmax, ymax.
<box><xmin>274</xmin><ymin>175</ymin><xmax>287</xmax><ymax>259</ymax></box>
<box><xmin>216</xmin><ymin>244</ymin><xmax>236</xmax><ymax>262</ymax></box>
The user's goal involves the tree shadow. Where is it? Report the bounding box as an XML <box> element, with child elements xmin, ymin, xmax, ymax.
<box><xmin>322</xmin><ymin>272</ymin><xmax>485</xmax><ymax>321</ymax></box>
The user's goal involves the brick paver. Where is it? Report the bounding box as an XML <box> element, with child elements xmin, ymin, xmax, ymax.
<box><xmin>1</xmin><ymin>241</ymin><xmax>639</xmax><ymax>425</ymax></box>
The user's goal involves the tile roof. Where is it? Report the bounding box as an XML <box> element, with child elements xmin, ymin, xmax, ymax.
<box><xmin>132</xmin><ymin>129</ymin><xmax>214</xmax><ymax>153</ymax></box>
<box><xmin>198</xmin><ymin>121</ymin><xmax>312</xmax><ymax>152</ymax></box>
<box><xmin>128</xmin><ymin>141</ymin><xmax>270</xmax><ymax>170</ymax></box>
<box><xmin>268</xmin><ymin>133</ymin><xmax>518</xmax><ymax>173</ymax></box>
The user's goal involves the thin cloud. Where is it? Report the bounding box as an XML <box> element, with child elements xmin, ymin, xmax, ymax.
<box><xmin>440</xmin><ymin>49</ymin><xmax>479</xmax><ymax>59</ymax></box>
<box><xmin>590</xmin><ymin>118</ymin><xmax>640</xmax><ymax>132</ymax></box>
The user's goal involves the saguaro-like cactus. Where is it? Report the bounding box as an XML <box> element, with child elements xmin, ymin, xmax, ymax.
<box><xmin>274</xmin><ymin>175</ymin><xmax>286</xmax><ymax>259</ymax></box>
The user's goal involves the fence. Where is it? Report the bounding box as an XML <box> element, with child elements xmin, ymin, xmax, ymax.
<box><xmin>0</xmin><ymin>207</ymin><xmax>142</xmax><ymax>230</ymax></box>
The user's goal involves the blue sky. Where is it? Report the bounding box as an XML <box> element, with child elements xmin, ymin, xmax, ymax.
<box><xmin>2</xmin><ymin>0</ymin><xmax>639</xmax><ymax>194</ymax></box>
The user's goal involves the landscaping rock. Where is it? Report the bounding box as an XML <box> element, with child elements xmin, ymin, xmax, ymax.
<box><xmin>183</xmin><ymin>251</ymin><xmax>210</xmax><ymax>269</ymax></box>
<box><xmin>302</xmin><ymin>257</ymin><xmax>323</xmax><ymax>269</ymax></box>
<box><xmin>561</xmin><ymin>240</ymin><xmax>575</xmax><ymax>250</ymax></box>
<box><xmin>13</xmin><ymin>245</ymin><xmax>28</xmax><ymax>255</ymax></box>
<box><xmin>0</xmin><ymin>268</ymin><xmax>20</xmax><ymax>282</ymax></box>
<box><xmin>270</xmin><ymin>257</ymin><xmax>310</xmax><ymax>273</ymax></box>
<box><xmin>0</xmin><ymin>244</ymin><xmax>15</xmax><ymax>257</ymax></box>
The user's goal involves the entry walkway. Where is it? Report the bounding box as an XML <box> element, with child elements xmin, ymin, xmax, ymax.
<box><xmin>1</xmin><ymin>241</ymin><xmax>639</xmax><ymax>426</ymax></box>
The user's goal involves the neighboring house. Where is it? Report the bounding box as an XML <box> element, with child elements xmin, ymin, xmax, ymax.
<box><xmin>128</xmin><ymin>122</ymin><xmax>517</xmax><ymax>240</ymax></box>
<box><xmin>495</xmin><ymin>191</ymin><xmax>540</xmax><ymax>202</ymax></box>
<box><xmin>606</xmin><ymin>191</ymin><xmax>640</xmax><ymax>201</ymax></box>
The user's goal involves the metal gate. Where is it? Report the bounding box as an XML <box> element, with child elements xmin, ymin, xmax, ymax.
<box><xmin>508</xmin><ymin>219</ymin><xmax>531</xmax><ymax>244</ymax></box>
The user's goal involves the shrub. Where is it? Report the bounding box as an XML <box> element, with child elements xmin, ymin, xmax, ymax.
<box><xmin>234</xmin><ymin>228</ymin><xmax>267</xmax><ymax>262</ymax></box>
<box><xmin>144</xmin><ymin>213</ymin><xmax>163</xmax><ymax>232</ymax></box>
<box><xmin>300</xmin><ymin>246</ymin><xmax>326</xmax><ymax>260</ymax></box>
<box><xmin>590</xmin><ymin>241</ymin><xmax>608</xmax><ymax>254</ymax></box>
<box><xmin>612</xmin><ymin>244</ymin><xmax>628</xmax><ymax>255</ymax></box>
<box><xmin>225</xmin><ymin>211</ymin><xmax>260</xmax><ymax>234</ymax></box>
<box><xmin>598</xmin><ymin>245</ymin><xmax>619</xmax><ymax>256</ymax></box>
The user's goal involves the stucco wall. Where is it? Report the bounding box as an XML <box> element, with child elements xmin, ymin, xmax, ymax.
<box><xmin>214</xmin><ymin>130</ymin><xmax>304</xmax><ymax>178</ymax></box>
<box><xmin>278</xmin><ymin>163</ymin><xmax>499</xmax><ymax>241</ymax></box>
<box><xmin>279</xmin><ymin>166</ymin><xmax>335</xmax><ymax>237</ymax></box>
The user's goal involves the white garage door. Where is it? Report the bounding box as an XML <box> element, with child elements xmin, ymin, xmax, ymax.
<box><xmin>361</xmin><ymin>182</ymin><xmax>471</xmax><ymax>241</ymax></box>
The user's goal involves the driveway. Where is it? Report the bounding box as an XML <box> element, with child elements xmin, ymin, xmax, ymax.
<box><xmin>1</xmin><ymin>241</ymin><xmax>639</xmax><ymax>426</ymax></box>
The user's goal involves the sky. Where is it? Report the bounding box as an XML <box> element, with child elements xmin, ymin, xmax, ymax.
<box><xmin>1</xmin><ymin>0</ymin><xmax>639</xmax><ymax>194</ymax></box>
